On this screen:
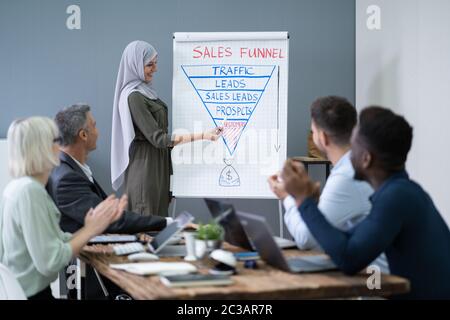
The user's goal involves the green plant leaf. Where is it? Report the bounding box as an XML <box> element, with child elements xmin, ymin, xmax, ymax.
<box><xmin>195</xmin><ymin>222</ymin><xmax>224</xmax><ymax>240</ymax></box>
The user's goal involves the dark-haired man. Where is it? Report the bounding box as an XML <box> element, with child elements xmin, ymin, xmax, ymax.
<box><xmin>282</xmin><ymin>106</ymin><xmax>450</xmax><ymax>299</ymax></box>
<box><xmin>268</xmin><ymin>96</ymin><xmax>388</xmax><ymax>272</ymax></box>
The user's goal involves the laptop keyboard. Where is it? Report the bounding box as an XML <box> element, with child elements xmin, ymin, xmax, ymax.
<box><xmin>157</xmin><ymin>245</ymin><xmax>187</xmax><ymax>257</ymax></box>
<box><xmin>287</xmin><ymin>256</ymin><xmax>336</xmax><ymax>272</ymax></box>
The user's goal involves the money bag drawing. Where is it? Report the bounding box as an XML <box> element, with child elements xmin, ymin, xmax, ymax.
<box><xmin>219</xmin><ymin>159</ymin><xmax>241</xmax><ymax>187</ymax></box>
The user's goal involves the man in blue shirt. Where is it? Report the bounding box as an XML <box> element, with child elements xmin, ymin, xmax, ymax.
<box><xmin>281</xmin><ymin>106</ymin><xmax>450</xmax><ymax>299</ymax></box>
<box><xmin>268</xmin><ymin>96</ymin><xmax>388</xmax><ymax>273</ymax></box>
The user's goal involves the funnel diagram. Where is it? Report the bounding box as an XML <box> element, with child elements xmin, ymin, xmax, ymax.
<box><xmin>181</xmin><ymin>64</ymin><xmax>276</xmax><ymax>187</ymax></box>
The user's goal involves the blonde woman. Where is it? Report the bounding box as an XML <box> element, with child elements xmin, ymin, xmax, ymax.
<box><xmin>0</xmin><ymin>117</ymin><xmax>127</xmax><ymax>299</ymax></box>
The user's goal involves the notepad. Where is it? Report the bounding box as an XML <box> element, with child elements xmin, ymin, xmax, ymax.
<box><xmin>160</xmin><ymin>274</ymin><xmax>233</xmax><ymax>288</ymax></box>
<box><xmin>110</xmin><ymin>262</ymin><xmax>197</xmax><ymax>276</ymax></box>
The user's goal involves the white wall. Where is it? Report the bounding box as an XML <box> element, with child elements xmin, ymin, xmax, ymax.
<box><xmin>356</xmin><ymin>0</ymin><xmax>450</xmax><ymax>226</ymax></box>
<box><xmin>0</xmin><ymin>140</ymin><xmax>10</xmax><ymax>195</ymax></box>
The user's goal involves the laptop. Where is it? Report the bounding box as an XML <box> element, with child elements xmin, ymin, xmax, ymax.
<box><xmin>237</xmin><ymin>211</ymin><xmax>337</xmax><ymax>273</ymax></box>
<box><xmin>204</xmin><ymin>199</ymin><xmax>254</xmax><ymax>250</ymax></box>
<box><xmin>147</xmin><ymin>211</ymin><xmax>193</xmax><ymax>257</ymax></box>
<box><xmin>204</xmin><ymin>199</ymin><xmax>297</xmax><ymax>250</ymax></box>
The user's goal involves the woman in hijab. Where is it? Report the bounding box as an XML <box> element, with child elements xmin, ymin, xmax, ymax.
<box><xmin>111</xmin><ymin>41</ymin><xmax>221</xmax><ymax>217</ymax></box>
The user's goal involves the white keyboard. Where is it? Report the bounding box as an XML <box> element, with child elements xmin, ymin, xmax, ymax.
<box><xmin>113</xmin><ymin>242</ymin><xmax>146</xmax><ymax>256</ymax></box>
<box><xmin>273</xmin><ymin>236</ymin><xmax>297</xmax><ymax>249</ymax></box>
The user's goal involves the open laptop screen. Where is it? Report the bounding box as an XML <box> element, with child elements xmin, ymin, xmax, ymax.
<box><xmin>204</xmin><ymin>199</ymin><xmax>254</xmax><ymax>250</ymax></box>
<box><xmin>148</xmin><ymin>211</ymin><xmax>193</xmax><ymax>253</ymax></box>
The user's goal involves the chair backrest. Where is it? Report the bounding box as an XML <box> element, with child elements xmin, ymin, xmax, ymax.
<box><xmin>0</xmin><ymin>264</ymin><xmax>26</xmax><ymax>300</ymax></box>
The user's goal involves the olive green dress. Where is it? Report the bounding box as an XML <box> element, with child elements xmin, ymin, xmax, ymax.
<box><xmin>124</xmin><ymin>91</ymin><xmax>173</xmax><ymax>217</ymax></box>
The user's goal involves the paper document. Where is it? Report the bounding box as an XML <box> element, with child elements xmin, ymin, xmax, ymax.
<box><xmin>110</xmin><ymin>262</ymin><xmax>197</xmax><ymax>276</ymax></box>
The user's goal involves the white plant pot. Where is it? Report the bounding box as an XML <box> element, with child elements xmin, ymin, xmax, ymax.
<box><xmin>195</xmin><ymin>239</ymin><xmax>222</xmax><ymax>259</ymax></box>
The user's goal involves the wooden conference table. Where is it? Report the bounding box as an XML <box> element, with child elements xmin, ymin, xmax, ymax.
<box><xmin>79</xmin><ymin>242</ymin><xmax>409</xmax><ymax>300</ymax></box>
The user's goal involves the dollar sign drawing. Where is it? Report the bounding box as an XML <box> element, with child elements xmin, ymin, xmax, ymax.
<box><xmin>226</xmin><ymin>169</ymin><xmax>232</xmax><ymax>181</ymax></box>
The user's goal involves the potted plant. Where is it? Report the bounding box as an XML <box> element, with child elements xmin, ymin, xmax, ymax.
<box><xmin>195</xmin><ymin>222</ymin><xmax>224</xmax><ymax>258</ymax></box>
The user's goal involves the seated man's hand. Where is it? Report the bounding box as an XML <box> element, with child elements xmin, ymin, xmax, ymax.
<box><xmin>281</xmin><ymin>159</ymin><xmax>321</xmax><ymax>206</ymax></box>
<box><xmin>137</xmin><ymin>233</ymin><xmax>152</xmax><ymax>243</ymax></box>
<box><xmin>184</xmin><ymin>223</ymin><xmax>199</xmax><ymax>231</ymax></box>
<box><xmin>268</xmin><ymin>173</ymin><xmax>288</xmax><ymax>200</ymax></box>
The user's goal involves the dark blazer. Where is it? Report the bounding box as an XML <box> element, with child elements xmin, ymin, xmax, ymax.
<box><xmin>46</xmin><ymin>151</ymin><xmax>167</xmax><ymax>234</ymax></box>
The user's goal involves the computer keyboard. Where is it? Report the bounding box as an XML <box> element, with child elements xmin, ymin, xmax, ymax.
<box><xmin>89</xmin><ymin>235</ymin><xmax>138</xmax><ymax>244</ymax></box>
<box><xmin>273</xmin><ymin>236</ymin><xmax>297</xmax><ymax>249</ymax></box>
<box><xmin>113</xmin><ymin>242</ymin><xmax>146</xmax><ymax>256</ymax></box>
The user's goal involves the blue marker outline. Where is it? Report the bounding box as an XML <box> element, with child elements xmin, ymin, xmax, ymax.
<box><xmin>204</xmin><ymin>101</ymin><xmax>256</xmax><ymax>105</ymax></box>
<box><xmin>197</xmin><ymin>89</ymin><xmax>264</xmax><ymax>92</ymax></box>
<box><xmin>213</xmin><ymin>118</ymin><xmax>250</xmax><ymax>121</ymax></box>
<box><xmin>181</xmin><ymin>64</ymin><xmax>276</xmax><ymax>155</ymax></box>
<box><xmin>188</xmin><ymin>75</ymin><xmax>270</xmax><ymax>79</ymax></box>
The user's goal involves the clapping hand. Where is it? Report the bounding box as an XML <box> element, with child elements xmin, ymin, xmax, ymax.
<box><xmin>281</xmin><ymin>159</ymin><xmax>321</xmax><ymax>206</ymax></box>
<box><xmin>267</xmin><ymin>173</ymin><xmax>289</xmax><ymax>200</ymax></box>
<box><xmin>84</xmin><ymin>194</ymin><xmax>128</xmax><ymax>236</ymax></box>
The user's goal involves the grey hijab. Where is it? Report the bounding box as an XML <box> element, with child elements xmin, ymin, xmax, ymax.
<box><xmin>111</xmin><ymin>40</ymin><xmax>158</xmax><ymax>190</ymax></box>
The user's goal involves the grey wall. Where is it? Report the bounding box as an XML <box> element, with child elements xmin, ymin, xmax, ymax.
<box><xmin>0</xmin><ymin>0</ymin><xmax>355</xmax><ymax>235</ymax></box>
<box><xmin>356</xmin><ymin>0</ymin><xmax>450</xmax><ymax>226</ymax></box>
